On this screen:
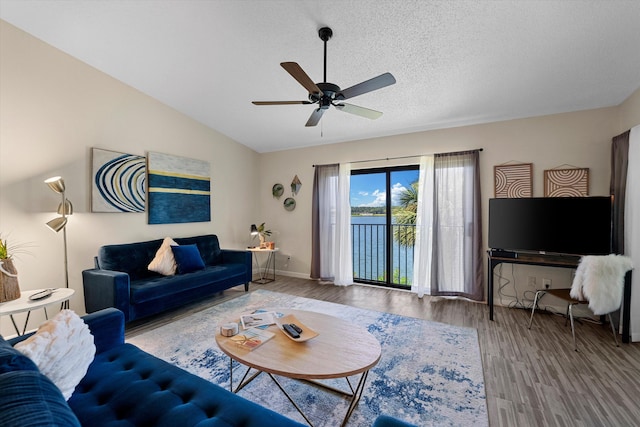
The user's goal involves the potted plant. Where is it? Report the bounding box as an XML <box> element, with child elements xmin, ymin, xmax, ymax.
<box><xmin>257</xmin><ymin>223</ymin><xmax>272</xmax><ymax>248</ymax></box>
<box><xmin>0</xmin><ymin>235</ymin><xmax>21</xmax><ymax>302</ymax></box>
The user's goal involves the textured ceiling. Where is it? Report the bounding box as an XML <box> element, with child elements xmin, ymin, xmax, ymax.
<box><xmin>1</xmin><ymin>1</ymin><xmax>639</xmax><ymax>153</ymax></box>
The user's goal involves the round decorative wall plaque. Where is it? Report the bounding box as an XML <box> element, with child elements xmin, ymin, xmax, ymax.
<box><xmin>272</xmin><ymin>183</ymin><xmax>284</xmax><ymax>198</ymax></box>
<box><xmin>284</xmin><ymin>197</ymin><xmax>296</xmax><ymax>211</ymax></box>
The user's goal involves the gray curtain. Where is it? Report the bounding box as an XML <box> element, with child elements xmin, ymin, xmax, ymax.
<box><xmin>611</xmin><ymin>131</ymin><xmax>630</xmax><ymax>254</ymax></box>
<box><xmin>430</xmin><ymin>150</ymin><xmax>484</xmax><ymax>301</ymax></box>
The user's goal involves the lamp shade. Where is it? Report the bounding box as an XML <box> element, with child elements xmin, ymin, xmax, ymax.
<box><xmin>57</xmin><ymin>200</ymin><xmax>73</xmax><ymax>215</ymax></box>
<box><xmin>250</xmin><ymin>224</ymin><xmax>258</xmax><ymax>235</ymax></box>
<box><xmin>46</xmin><ymin>216</ymin><xmax>67</xmax><ymax>233</ymax></box>
<box><xmin>44</xmin><ymin>176</ymin><xmax>65</xmax><ymax>194</ymax></box>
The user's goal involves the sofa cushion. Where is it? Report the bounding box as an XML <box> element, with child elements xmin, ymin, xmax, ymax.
<box><xmin>174</xmin><ymin>234</ymin><xmax>222</xmax><ymax>265</ymax></box>
<box><xmin>15</xmin><ymin>310</ymin><xmax>96</xmax><ymax>400</ymax></box>
<box><xmin>98</xmin><ymin>238</ymin><xmax>164</xmax><ymax>281</ymax></box>
<box><xmin>0</xmin><ymin>370</ymin><xmax>81</xmax><ymax>427</ymax></box>
<box><xmin>69</xmin><ymin>343</ymin><xmax>305</xmax><ymax>427</ymax></box>
<box><xmin>172</xmin><ymin>244</ymin><xmax>206</xmax><ymax>274</ymax></box>
<box><xmin>130</xmin><ymin>264</ymin><xmax>247</xmax><ymax>304</ymax></box>
<box><xmin>148</xmin><ymin>237</ymin><xmax>179</xmax><ymax>276</ymax></box>
<box><xmin>0</xmin><ymin>336</ymin><xmax>39</xmax><ymax>374</ymax></box>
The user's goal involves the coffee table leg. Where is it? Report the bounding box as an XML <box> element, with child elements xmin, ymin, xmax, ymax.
<box><xmin>268</xmin><ymin>373</ymin><xmax>315</xmax><ymax>427</ymax></box>
<box><xmin>341</xmin><ymin>370</ymin><xmax>370</xmax><ymax>427</ymax></box>
<box><xmin>228</xmin><ymin>357</ymin><xmax>233</xmax><ymax>392</ymax></box>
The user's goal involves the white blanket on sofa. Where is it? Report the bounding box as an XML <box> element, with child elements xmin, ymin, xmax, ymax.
<box><xmin>570</xmin><ymin>254</ymin><xmax>633</xmax><ymax>315</ymax></box>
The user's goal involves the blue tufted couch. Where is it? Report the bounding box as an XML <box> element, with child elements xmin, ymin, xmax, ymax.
<box><xmin>1</xmin><ymin>308</ymin><xmax>416</xmax><ymax>427</ymax></box>
<box><xmin>82</xmin><ymin>235</ymin><xmax>251</xmax><ymax>322</ymax></box>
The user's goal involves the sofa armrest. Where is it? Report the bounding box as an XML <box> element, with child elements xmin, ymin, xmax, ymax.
<box><xmin>82</xmin><ymin>269</ymin><xmax>131</xmax><ymax>321</ymax></box>
<box><xmin>81</xmin><ymin>308</ymin><xmax>125</xmax><ymax>354</ymax></box>
<box><xmin>8</xmin><ymin>308</ymin><xmax>125</xmax><ymax>355</ymax></box>
<box><xmin>220</xmin><ymin>249</ymin><xmax>252</xmax><ymax>283</ymax></box>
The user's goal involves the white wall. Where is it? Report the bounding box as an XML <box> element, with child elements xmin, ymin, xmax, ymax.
<box><xmin>0</xmin><ymin>21</ymin><xmax>259</xmax><ymax>336</ymax></box>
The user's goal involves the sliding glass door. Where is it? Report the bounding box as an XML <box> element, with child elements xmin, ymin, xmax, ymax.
<box><xmin>350</xmin><ymin>166</ymin><xmax>419</xmax><ymax>288</ymax></box>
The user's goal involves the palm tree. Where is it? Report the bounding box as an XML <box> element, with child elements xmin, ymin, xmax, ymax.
<box><xmin>393</xmin><ymin>181</ymin><xmax>418</xmax><ymax>246</ymax></box>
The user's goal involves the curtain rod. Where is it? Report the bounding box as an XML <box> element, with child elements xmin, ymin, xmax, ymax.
<box><xmin>312</xmin><ymin>148</ymin><xmax>483</xmax><ymax>167</ymax></box>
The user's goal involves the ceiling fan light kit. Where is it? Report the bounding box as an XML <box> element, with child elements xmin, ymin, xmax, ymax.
<box><xmin>252</xmin><ymin>27</ymin><xmax>396</xmax><ymax>127</ymax></box>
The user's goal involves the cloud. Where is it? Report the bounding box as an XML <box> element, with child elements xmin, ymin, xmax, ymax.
<box><xmin>391</xmin><ymin>183</ymin><xmax>407</xmax><ymax>205</ymax></box>
<box><xmin>359</xmin><ymin>189</ymin><xmax>385</xmax><ymax>207</ymax></box>
<box><xmin>355</xmin><ymin>183</ymin><xmax>409</xmax><ymax>207</ymax></box>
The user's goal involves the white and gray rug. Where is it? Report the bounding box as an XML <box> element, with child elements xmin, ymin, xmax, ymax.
<box><xmin>127</xmin><ymin>289</ymin><xmax>487</xmax><ymax>427</ymax></box>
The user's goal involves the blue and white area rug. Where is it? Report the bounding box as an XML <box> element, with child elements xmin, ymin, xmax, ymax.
<box><xmin>127</xmin><ymin>290</ymin><xmax>487</xmax><ymax>426</ymax></box>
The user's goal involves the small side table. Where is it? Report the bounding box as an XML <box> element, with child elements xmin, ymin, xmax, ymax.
<box><xmin>248</xmin><ymin>247</ymin><xmax>278</xmax><ymax>284</ymax></box>
<box><xmin>0</xmin><ymin>288</ymin><xmax>75</xmax><ymax>336</ymax></box>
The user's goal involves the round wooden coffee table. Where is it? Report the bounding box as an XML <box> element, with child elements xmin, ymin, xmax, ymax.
<box><xmin>215</xmin><ymin>309</ymin><xmax>381</xmax><ymax>427</ymax></box>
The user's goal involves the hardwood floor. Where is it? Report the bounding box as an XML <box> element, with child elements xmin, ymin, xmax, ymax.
<box><xmin>125</xmin><ymin>276</ymin><xmax>640</xmax><ymax>427</ymax></box>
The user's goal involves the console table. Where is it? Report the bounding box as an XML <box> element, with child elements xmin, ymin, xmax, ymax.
<box><xmin>487</xmin><ymin>251</ymin><xmax>632</xmax><ymax>343</ymax></box>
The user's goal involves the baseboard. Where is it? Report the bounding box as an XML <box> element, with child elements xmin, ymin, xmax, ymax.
<box><xmin>274</xmin><ymin>270</ymin><xmax>311</xmax><ymax>279</ymax></box>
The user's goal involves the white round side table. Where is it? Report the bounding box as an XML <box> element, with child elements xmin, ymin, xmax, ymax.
<box><xmin>0</xmin><ymin>288</ymin><xmax>75</xmax><ymax>336</ymax></box>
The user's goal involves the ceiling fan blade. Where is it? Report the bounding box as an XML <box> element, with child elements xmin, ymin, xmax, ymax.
<box><xmin>335</xmin><ymin>103</ymin><xmax>383</xmax><ymax>120</ymax></box>
<box><xmin>305</xmin><ymin>108</ymin><xmax>326</xmax><ymax>127</ymax></box>
<box><xmin>336</xmin><ymin>72</ymin><xmax>396</xmax><ymax>100</ymax></box>
<box><xmin>281</xmin><ymin>62</ymin><xmax>323</xmax><ymax>96</ymax></box>
<box><xmin>252</xmin><ymin>101</ymin><xmax>312</xmax><ymax>105</ymax></box>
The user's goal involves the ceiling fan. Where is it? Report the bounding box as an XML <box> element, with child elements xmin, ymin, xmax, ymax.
<box><xmin>252</xmin><ymin>27</ymin><xmax>396</xmax><ymax>127</ymax></box>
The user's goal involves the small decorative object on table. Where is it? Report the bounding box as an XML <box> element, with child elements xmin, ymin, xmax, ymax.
<box><xmin>256</xmin><ymin>222</ymin><xmax>271</xmax><ymax>248</ymax></box>
<box><xmin>0</xmin><ymin>235</ymin><xmax>21</xmax><ymax>303</ymax></box>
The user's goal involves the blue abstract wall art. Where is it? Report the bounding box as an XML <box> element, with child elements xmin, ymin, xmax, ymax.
<box><xmin>92</xmin><ymin>148</ymin><xmax>146</xmax><ymax>213</ymax></box>
<box><xmin>147</xmin><ymin>151</ymin><xmax>211</xmax><ymax>224</ymax></box>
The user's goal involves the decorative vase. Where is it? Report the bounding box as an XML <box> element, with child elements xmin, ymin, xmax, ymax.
<box><xmin>0</xmin><ymin>258</ymin><xmax>20</xmax><ymax>302</ymax></box>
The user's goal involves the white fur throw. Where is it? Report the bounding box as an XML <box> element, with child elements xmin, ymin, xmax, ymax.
<box><xmin>15</xmin><ymin>309</ymin><xmax>96</xmax><ymax>400</ymax></box>
<box><xmin>148</xmin><ymin>237</ymin><xmax>178</xmax><ymax>275</ymax></box>
<box><xmin>570</xmin><ymin>254</ymin><xmax>634</xmax><ymax>315</ymax></box>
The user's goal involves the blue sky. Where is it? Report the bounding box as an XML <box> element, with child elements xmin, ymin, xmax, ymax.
<box><xmin>350</xmin><ymin>170</ymin><xmax>419</xmax><ymax>207</ymax></box>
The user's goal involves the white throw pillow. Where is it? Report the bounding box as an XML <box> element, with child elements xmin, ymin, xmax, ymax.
<box><xmin>148</xmin><ymin>237</ymin><xmax>178</xmax><ymax>275</ymax></box>
<box><xmin>15</xmin><ymin>309</ymin><xmax>96</xmax><ymax>400</ymax></box>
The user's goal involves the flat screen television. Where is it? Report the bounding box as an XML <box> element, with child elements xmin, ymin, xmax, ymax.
<box><xmin>488</xmin><ymin>197</ymin><xmax>612</xmax><ymax>256</ymax></box>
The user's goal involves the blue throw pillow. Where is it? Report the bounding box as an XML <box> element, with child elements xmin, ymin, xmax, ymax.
<box><xmin>0</xmin><ymin>336</ymin><xmax>38</xmax><ymax>374</ymax></box>
<box><xmin>171</xmin><ymin>244</ymin><xmax>205</xmax><ymax>274</ymax></box>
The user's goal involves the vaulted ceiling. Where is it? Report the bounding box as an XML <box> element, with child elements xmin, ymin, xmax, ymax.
<box><xmin>2</xmin><ymin>1</ymin><xmax>639</xmax><ymax>153</ymax></box>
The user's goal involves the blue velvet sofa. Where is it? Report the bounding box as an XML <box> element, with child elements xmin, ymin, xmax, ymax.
<box><xmin>82</xmin><ymin>235</ymin><xmax>251</xmax><ymax>322</ymax></box>
<box><xmin>1</xmin><ymin>308</ymin><xmax>416</xmax><ymax>427</ymax></box>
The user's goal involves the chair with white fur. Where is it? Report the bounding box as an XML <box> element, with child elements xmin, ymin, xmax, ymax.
<box><xmin>528</xmin><ymin>254</ymin><xmax>633</xmax><ymax>351</ymax></box>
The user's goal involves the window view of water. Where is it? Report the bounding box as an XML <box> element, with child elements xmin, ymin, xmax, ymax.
<box><xmin>351</xmin><ymin>216</ymin><xmax>415</xmax><ymax>286</ymax></box>
<box><xmin>350</xmin><ymin>167</ymin><xmax>419</xmax><ymax>288</ymax></box>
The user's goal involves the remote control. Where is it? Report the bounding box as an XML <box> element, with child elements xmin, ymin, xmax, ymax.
<box><xmin>283</xmin><ymin>323</ymin><xmax>300</xmax><ymax>338</ymax></box>
<box><xmin>290</xmin><ymin>324</ymin><xmax>303</xmax><ymax>334</ymax></box>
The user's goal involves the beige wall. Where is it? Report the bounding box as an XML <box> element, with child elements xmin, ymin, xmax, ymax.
<box><xmin>617</xmin><ymin>86</ymin><xmax>640</xmax><ymax>134</ymax></box>
<box><xmin>0</xmin><ymin>21</ymin><xmax>259</xmax><ymax>336</ymax></box>
<box><xmin>260</xmin><ymin>104</ymin><xmax>638</xmax><ymax>311</ymax></box>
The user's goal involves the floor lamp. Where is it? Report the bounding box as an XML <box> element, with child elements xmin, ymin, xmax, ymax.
<box><xmin>45</xmin><ymin>176</ymin><xmax>73</xmax><ymax>309</ymax></box>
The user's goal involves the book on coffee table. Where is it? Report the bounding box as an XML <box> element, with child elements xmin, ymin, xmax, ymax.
<box><xmin>230</xmin><ymin>327</ymin><xmax>275</xmax><ymax>351</ymax></box>
<box><xmin>240</xmin><ymin>311</ymin><xmax>276</xmax><ymax>330</ymax></box>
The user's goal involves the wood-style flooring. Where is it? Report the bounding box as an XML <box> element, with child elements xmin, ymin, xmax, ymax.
<box><xmin>125</xmin><ymin>276</ymin><xmax>640</xmax><ymax>427</ymax></box>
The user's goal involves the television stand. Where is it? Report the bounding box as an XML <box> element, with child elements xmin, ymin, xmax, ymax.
<box><xmin>487</xmin><ymin>250</ymin><xmax>631</xmax><ymax>343</ymax></box>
